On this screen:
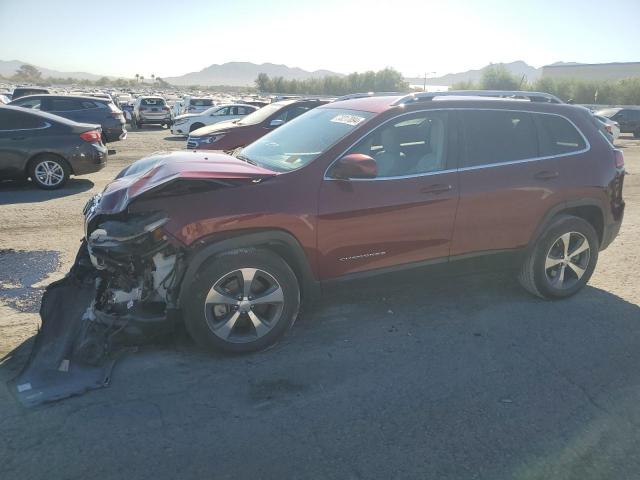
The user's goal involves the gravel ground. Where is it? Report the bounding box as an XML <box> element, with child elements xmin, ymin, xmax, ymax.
<box><xmin>0</xmin><ymin>128</ymin><xmax>639</xmax><ymax>480</ymax></box>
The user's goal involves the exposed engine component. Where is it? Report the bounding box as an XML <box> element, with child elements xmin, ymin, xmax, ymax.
<box><xmin>12</xmin><ymin>211</ymin><xmax>185</xmax><ymax>407</ymax></box>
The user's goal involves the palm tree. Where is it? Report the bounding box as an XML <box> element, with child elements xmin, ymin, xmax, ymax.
<box><xmin>140</xmin><ymin>75</ymin><xmax>145</xmax><ymax>84</ymax></box>
<box><xmin>135</xmin><ymin>73</ymin><xmax>140</xmax><ymax>83</ymax></box>
<box><xmin>151</xmin><ymin>74</ymin><xmax>155</xmax><ymax>84</ymax></box>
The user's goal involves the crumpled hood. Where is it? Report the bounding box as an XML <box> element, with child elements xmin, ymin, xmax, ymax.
<box><xmin>95</xmin><ymin>150</ymin><xmax>277</xmax><ymax>215</ymax></box>
<box><xmin>190</xmin><ymin>119</ymin><xmax>240</xmax><ymax>137</ymax></box>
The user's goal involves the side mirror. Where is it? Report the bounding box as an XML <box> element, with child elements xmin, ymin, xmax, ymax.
<box><xmin>331</xmin><ymin>153</ymin><xmax>377</xmax><ymax>180</ymax></box>
<box><xmin>269</xmin><ymin>119</ymin><xmax>285</xmax><ymax>128</ymax></box>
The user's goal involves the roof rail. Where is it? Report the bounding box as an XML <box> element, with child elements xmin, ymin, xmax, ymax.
<box><xmin>391</xmin><ymin>90</ymin><xmax>563</xmax><ymax>105</ymax></box>
<box><xmin>333</xmin><ymin>91</ymin><xmax>405</xmax><ymax>102</ymax></box>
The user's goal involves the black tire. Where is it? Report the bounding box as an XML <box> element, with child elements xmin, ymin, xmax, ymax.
<box><xmin>189</xmin><ymin>122</ymin><xmax>204</xmax><ymax>132</ymax></box>
<box><xmin>29</xmin><ymin>154</ymin><xmax>70</xmax><ymax>190</ymax></box>
<box><xmin>182</xmin><ymin>248</ymin><xmax>300</xmax><ymax>353</ymax></box>
<box><xmin>519</xmin><ymin>215</ymin><xmax>599</xmax><ymax>299</ymax></box>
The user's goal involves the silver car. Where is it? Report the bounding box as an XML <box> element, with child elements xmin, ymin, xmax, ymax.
<box><xmin>132</xmin><ymin>96</ymin><xmax>171</xmax><ymax>129</ymax></box>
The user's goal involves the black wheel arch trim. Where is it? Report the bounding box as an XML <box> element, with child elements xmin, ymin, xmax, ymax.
<box><xmin>528</xmin><ymin>198</ymin><xmax>609</xmax><ymax>252</ymax></box>
<box><xmin>177</xmin><ymin>229</ymin><xmax>320</xmax><ymax>307</ymax></box>
<box><xmin>26</xmin><ymin>151</ymin><xmax>74</xmax><ymax>175</ymax></box>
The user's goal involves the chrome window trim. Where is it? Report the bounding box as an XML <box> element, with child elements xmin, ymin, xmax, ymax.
<box><xmin>323</xmin><ymin>108</ymin><xmax>590</xmax><ymax>181</ymax></box>
<box><xmin>0</xmin><ymin>121</ymin><xmax>51</xmax><ymax>132</ymax></box>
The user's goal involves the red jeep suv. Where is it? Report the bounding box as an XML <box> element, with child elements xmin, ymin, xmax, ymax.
<box><xmin>53</xmin><ymin>91</ymin><xmax>628</xmax><ymax>355</ymax></box>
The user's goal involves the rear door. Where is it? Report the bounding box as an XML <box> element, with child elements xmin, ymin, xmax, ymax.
<box><xmin>0</xmin><ymin>110</ymin><xmax>49</xmax><ymax>175</ymax></box>
<box><xmin>450</xmin><ymin>109</ymin><xmax>565</xmax><ymax>256</ymax></box>
<box><xmin>317</xmin><ymin>110</ymin><xmax>460</xmax><ymax>278</ymax></box>
<box><xmin>43</xmin><ymin>97</ymin><xmax>92</xmax><ymax>123</ymax></box>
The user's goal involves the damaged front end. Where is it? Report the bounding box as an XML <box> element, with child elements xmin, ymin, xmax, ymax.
<box><xmin>11</xmin><ymin>151</ymin><xmax>278</xmax><ymax>406</ymax></box>
<box><xmin>12</xmin><ymin>210</ymin><xmax>185</xmax><ymax>407</ymax></box>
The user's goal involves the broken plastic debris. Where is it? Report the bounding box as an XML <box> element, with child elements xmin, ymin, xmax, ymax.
<box><xmin>17</xmin><ymin>383</ymin><xmax>32</xmax><ymax>393</ymax></box>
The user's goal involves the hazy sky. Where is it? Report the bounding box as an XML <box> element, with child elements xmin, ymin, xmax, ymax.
<box><xmin>0</xmin><ymin>0</ymin><xmax>638</xmax><ymax>78</ymax></box>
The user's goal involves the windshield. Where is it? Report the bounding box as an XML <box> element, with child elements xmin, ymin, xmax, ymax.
<box><xmin>238</xmin><ymin>108</ymin><xmax>373</xmax><ymax>172</ymax></box>
<box><xmin>237</xmin><ymin>103</ymin><xmax>285</xmax><ymax>125</ymax></box>
<box><xmin>141</xmin><ymin>98</ymin><xmax>165</xmax><ymax>106</ymax></box>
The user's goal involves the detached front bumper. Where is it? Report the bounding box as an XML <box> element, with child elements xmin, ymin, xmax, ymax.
<box><xmin>11</xmin><ymin>209</ymin><xmax>184</xmax><ymax>407</ymax></box>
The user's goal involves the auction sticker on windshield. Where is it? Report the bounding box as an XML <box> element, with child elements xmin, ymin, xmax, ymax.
<box><xmin>330</xmin><ymin>114</ymin><xmax>366</xmax><ymax>126</ymax></box>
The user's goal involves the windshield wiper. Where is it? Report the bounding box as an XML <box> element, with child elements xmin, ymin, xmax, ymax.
<box><xmin>236</xmin><ymin>153</ymin><xmax>258</xmax><ymax>166</ymax></box>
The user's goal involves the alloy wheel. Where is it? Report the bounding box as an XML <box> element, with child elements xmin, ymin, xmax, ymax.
<box><xmin>203</xmin><ymin>268</ymin><xmax>285</xmax><ymax>343</ymax></box>
<box><xmin>34</xmin><ymin>160</ymin><xmax>65</xmax><ymax>187</ymax></box>
<box><xmin>544</xmin><ymin>232</ymin><xmax>591</xmax><ymax>289</ymax></box>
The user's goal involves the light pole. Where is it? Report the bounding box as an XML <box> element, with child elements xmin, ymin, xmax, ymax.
<box><xmin>423</xmin><ymin>72</ymin><xmax>436</xmax><ymax>91</ymax></box>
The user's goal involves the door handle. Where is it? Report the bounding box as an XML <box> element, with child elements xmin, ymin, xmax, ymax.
<box><xmin>420</xmin><ymin>184</ymin><xmax>452</xmax><ymax>194</ymax></box>
<box><xmin>534</xmin><ymin>170</ymin><xmax>559</xmax><ymax>180</ymax></box>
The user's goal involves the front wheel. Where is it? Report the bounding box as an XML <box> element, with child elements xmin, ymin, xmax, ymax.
<box><xmin>519</xmin><ymin>215</ymin><xmax>599</xmax><ymax>299</ymax></box>
<box><xmin>182</xmin><ymin>249</ymin><xmax>300</xmax><ymax>353</ymax></box>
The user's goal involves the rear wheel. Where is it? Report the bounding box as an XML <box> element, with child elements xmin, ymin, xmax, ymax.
<box><xmin>183</xmin><ymin>249</ymin><xmax>300</xmax><ymax>353</ymax></box>
<box><xmin>29</xmin><ymin>155</ymin><xmax>70</xmax><ymax>190</ymax></box>
<box><xmin>519</xmin><ymin>215</ymin><xmax>599</xmax><ymax>299</ymax></box>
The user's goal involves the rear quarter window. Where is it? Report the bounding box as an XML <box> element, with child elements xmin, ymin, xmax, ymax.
<box><xmin>535</xmin><ymin>114</ymin><xmax>586</xmax><ymax>156</ymax></box>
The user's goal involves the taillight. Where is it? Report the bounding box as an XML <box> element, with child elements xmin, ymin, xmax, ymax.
<box><xmin>605</xmin><ymin>125</ymin><xmax>612</xmax><ymax>134</ymax></box>
<box><xmin>80</xmin><ymin>130</ymin><xmax>102</xmax><ymax>143</ymax></box>
<box><xmin>163</xmin><ymin>106</ymin><xmax>169</xmax><ymax>112</ymax></box>
<box><xmin>614</xmin><ymin>149</ymin><xmax>624</xmax><ymax>169</ymax></box>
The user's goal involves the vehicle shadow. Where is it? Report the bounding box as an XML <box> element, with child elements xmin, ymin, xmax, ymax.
<box><xmin>163</xmin><ymin>136</ymin><xmax>187</xmax><ymax>142</ymax></box>
<box><xmin>2</xmin><ymin>267</ymin><xmax>640</xmax><ymax>478</ymax></box>
<box><xmin>0</xmin><ymin>178</ymin><xmax>94</xmax><ymax>205</ymax></box>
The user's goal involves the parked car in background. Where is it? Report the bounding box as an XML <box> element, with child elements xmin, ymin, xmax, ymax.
<box><xmin>594</xmin><ymin>114</ymin><xmax>620</xmax><ymax>142</ymax></box>
<box><xmin>182</xmin><ymin>96</ymin><xmax>216</xmax><ymax>114</ymax></box>
<box><xmin>9</xmin><ymin>95</ymin><xmax>126</xmax><ymax>143</ymax></box>
<box><xmin>132</xmin><ymin>96</ymin><xmax>171</xmax><ymax>129</ymax></box>
<box><xmin>73</xmin><ymin>91</ymin><xmax>624</xmax><ymax>354</ymax></box>
<box><xmin>170</xmin><ymin>103</ymin><xmax>258</xmax><ymax>136</ymax></box>
<box><xmin>12</xmin><ymin>86</ymin><xmax>50</xmax><ymax>100</ymax></box>
<box><xmin>596</xmin><ymin>107</ymin><xmax>640</xmax><ymax>138</ymax></box>
<box><xmin>188</xmin><ymin>98</ymin><xmax>329</xmax><ymax>151</ymax></box>
<box><xmin>0</xmin><ymin>105</ymin><xmax>107</xmax><ymax>189</ymax></box>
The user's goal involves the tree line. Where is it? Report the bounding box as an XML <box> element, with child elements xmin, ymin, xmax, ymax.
<box><xmin>452</xmin><ymin>64</ymin><xmax>640</xmax><ymax>105</ymax></box>
<box><xmin>254</xmin><ymin>68</ymin><xmax>409</xmax><ymax>96</ymax></box>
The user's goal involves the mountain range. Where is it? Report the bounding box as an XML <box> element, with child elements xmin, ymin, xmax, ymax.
<box><xmin>0</xmin><ymin>59</ymin><xmax>583</xmax><ymax>87</ymax></box>
<box><xmin>0</xmin><ymin>59</ymin><xmax>112</xmax><ymax>81</ymax></box>
<box><xmin>164</xmin><ymin>62</ymin><xmax>341</xmax><ymax>86</ymax></box>
<box><xmin>406</xmin><ymin>61</ymin><xmax>583</xmax><ymax>86</ymax></box>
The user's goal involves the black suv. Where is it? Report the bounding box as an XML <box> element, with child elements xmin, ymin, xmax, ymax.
<box><xmin>9</xmin><ymin>95</ymin><xmax>126</xmax><ymax>142</ymax></box>
<box><xmin>596</xmin><ymin>107</ymin><xmax>640</xmax><ymax>138</ymax></box>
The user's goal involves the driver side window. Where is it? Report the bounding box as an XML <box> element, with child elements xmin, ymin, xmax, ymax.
<box><xmin>348</xmin><ymin>111</ymin><xmax>448</xmax><ymax>178</ymax></box>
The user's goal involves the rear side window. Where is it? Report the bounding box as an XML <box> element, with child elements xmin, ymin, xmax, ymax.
<box><xmin>49</xmin><ymin>98</ymin><xmax>84</xmax><ymax>111</ymax></box>
<box><xmin>462</xmin><ymin>110</ymin><xmax>538</xmax><ymax>167</ymax></box>
<box><xmin>536</xmin><ymin>114</ymin><xmax>586</xmax><ymax>156</ymax></box>
<box><xmin>0</xmin><ymin>110</ymin><xmax>47</xmax><ymax>130</ymax></box>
